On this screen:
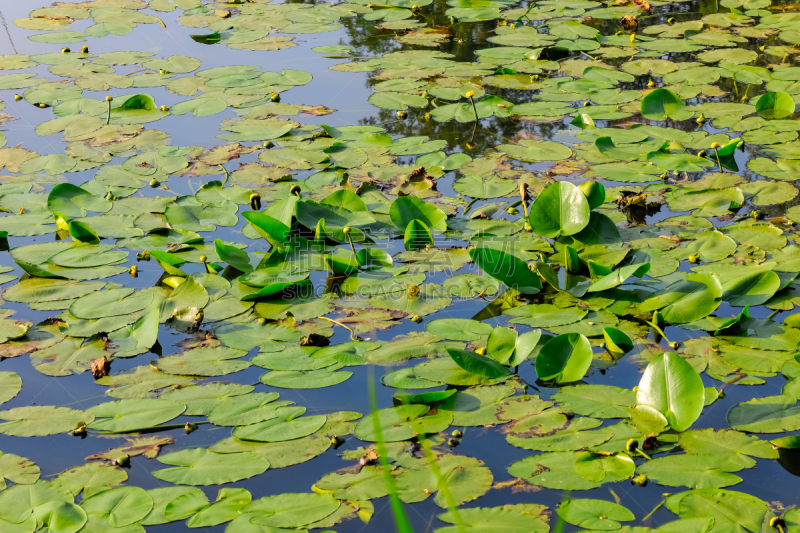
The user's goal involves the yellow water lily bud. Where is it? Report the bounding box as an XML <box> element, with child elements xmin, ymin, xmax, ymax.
<box><xmin>466</xmin><ymin>142</ymin><xmax>475</xmax><ymax>149</ymax></box>
<box><xmin>263</xmin><ymin>140</ymin><xmax>273</xmax><ymax>149</ymax></box>
<box><xmin>476</xmin><ymin>347</ymin><xmax>486</xmax><ymax>355</ymax></box>
<box><xmin>625</xmin><ymin>439</ymin><xmax>638</xmax><ymax>453</ymax></box>
<box><xmin>759</xmin><ymin>45</ymin><xmax>766</xmax><ymax>52</ymax></box>
<box><xmin>331</xmin><ymin>435</ymin><xmax>344</xmax><ymax>447</ymax></box>
<box><xmin>290</xmin><ymin>184</ymin><xmax>302</xmax><ymax>196</ymax></box>
<box><xmin>697</xmin><ymin>150</ymin><xmax>706</xmax><ymax>157</ymax></box>
<box><xmin>117</xmin><ymin>455</ymin><xmax>130</xmax><ymax>468</ymax></box>
<box><xmin>105</xmin><ymin>95</ymin><xmax>113</xmax><ymax>102</ymax></box>
<box><xmin>689</xmin><ymin>254</ymin><xmax>700</xmax><ymax>264</ymax></box>
<box><xmin>629</xmin><ymin>33</ymin><xmax>635</xmax><ymax>45</ymax></box>
<box><xmin>199</xmin><ymin>255</ymin><xmax>208</xmax><ymax>264</ymax></box>
<box><xmin>129</xmin><ymin>265</ymin><xmax>138</xmax><ymax>277</ymax></box>
<box><xmin>37</xmin><ymin>103</ymin><xmax>47</xmax><ymax>108</ymax></box>
<box><xmin>149</xmin><ymin>178</ymin><xmax>160</xmax><ymax>188</ymax></box>
<box><xmin>160</xmin><ymin>105</ymin><xmax>168</xmax><ymax>112</ymax></box>
<box><xmin>407</xmin><ymin>285</ymin><xmax>420</xmax><ymax>297</ymax></box>
<box><xmin>423</xmin><ymin>112</ymin><xmax>431</xmax><ymax>121</ymax></box>
<box><xmin>632</xmin><ymin>474</ymin><xmax>648</xmax><ymax>487</ymax></box>
<box><xmin>185</xmin><ymin>422</ymin><xmax>197</xmax><ymax>434</ymax></box>
<box><xmin>256</xmin><ymin>317</ymin><xmax>266</xmax><ymax>324</ymax></box>
<box><xmin>250</xmin><ymin>192</ymin><xmax>262</xmax><ymax>211</ymax></box>
<box><xmin>524</xmin><ymin>222</ymin><xmax>532</xmax><ymax>231</ymax></box>
<box><xmin>270</xmin><ymin>92</ymin><xmax>280</xmax><ymax>102</ymax></box>
<box><xmin>669</xmin><ymin>341</ymin><xmax>680</xmax><ymax>349</ymax></box>
<box><xmin>583</xmin><ymin>101</ymin><xmax>591</xmax><ymax>107</ymax></box>
<box><xmin>410</xmin><ymin>314</ymin><xmax>423</xmax><ymax>323</ymax></box>
<box><xmin>452</xmin><ymin>430</ymin><xmax>463</xmax><ymax>438</ymax></box>
<box><xmin>668</xmin><ymin>17</ymin><xmax>675</xmax><ymax>24</ymax></box>
<box><xmin>647</xmin><ymin>79</ymin><xmax>655</xmax><ymax>88</ymax></box>
<box><xmin>396</xmin><ymin>110</ymin><xmax>407</xmax><ymax>119</ymax></box>
<box><xmin>465</xmin><ymin>90</ymin><xmax>475</xmax><ymax>98</ymax></box>
<box><xmin>741</xmin><ymin>96</ymin><xmax>749</xmax><ymax>103</ymax></box>
<box><xmin>62</xmin><ymin>47</ymin><xmax>70</xmax><ymax>53</ymax></box>
<box><xmin>14</xmin><ymin>94</ymin><xmax>21</xmax><ymax>101</ymax></box>
<box><xmin>507</xmin><ymin>207</ymin><xmax>519</xmax><ymax>215</ymax></box>
<box><xmin>710</xmin><ymin>142</ymin><xmax>721</xmax><ymax>149</ymax></box>
<box><xmin>770</xmin><ymin>517</ymin><xmax>785</xmax><ymax>530</ymax></box>
<box><xmin>81</xmin><ymin>46</ymin><xmax>89</xmax><ymax>53</ymax></box>
<box><xmin>448</xmin><ymin>438</ymin><xmax>460</xmax><ymax>447</ymax></box>
<box><xmin>71</xmin><ymin>422</ymin><xmax>87</xmax><ymax>437</ymax></box>
<box><xmin>660</xmin><ymin>172</ymin><xmax>668</xmax><ymax>179</ymax></box>
<box><xmin>159</xmin><ymin>69</ymin><xmax>169</xmax><ymax>75</ymax></box>
<box><xmin>343</xmin><ymin>226</ymin><xmax>352</xmax><ymax>235</ymax></box>
<box><xmin>19</xmin><ymin>207</ymin><xmax>24</xmax><ymax>214</ymax></box>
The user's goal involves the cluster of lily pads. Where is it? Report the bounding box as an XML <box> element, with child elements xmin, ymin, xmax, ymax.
<box><xmin>2</xmin><ymin>0</ymin><xmax>800</xmax><ymax>531</ymax></box>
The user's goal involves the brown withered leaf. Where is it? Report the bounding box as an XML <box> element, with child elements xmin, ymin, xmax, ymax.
<box><xmin>300</xmin><ymin>105</ymin><xmax>337</xmax><ymax>116</ymax></box>
<box><xmin>198</xmin><ymin>142</ymin><xmax>259</xmax><ymax>166</ymax></box>
<box><xmin>622</xmin><ymin>15</ymin><xmax>638</xmax><ymax>29</ymax></box>
<box><xmin>92</xmin><ymin>356</ymin><xmax>110</xmax><ymax>380</ymax></box>
<box><xmin>86</xmin><ymin>435</ymin><xmax>175</xmax><ymax>462</ymax></box>
<box><xmin>493</xmin><ymin>478</ymin><xmax>544</xmax><ymax>493</ymax></box>
<box><xmin>176</xmin><ymin>331</ymin><xmax>220</xmax><ymax>350</ymax></box>
<box><xmin>331</xmin><ymin>305</ymin><xmax>407</xmax><ymax>333</ymax></box>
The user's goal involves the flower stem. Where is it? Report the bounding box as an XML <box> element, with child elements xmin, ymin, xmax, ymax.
<box><xmin>106</xmin><ymin>100</ymin><xmax>111</xmax><ymax>125</ymax></box>
<box><xmin>641</xmin><ymin>497</ymin><xmax>666</xmax><ymax>522</ymax></box>
<box><xmin>346</xmin><ymin>231</ymin><xmax>357</xmax><ymax>258</ymax></box>
<box><xmin>319</xmin><ymin>316</ymin><xmax>356</xmax><ymax>341</ymax></box>
<box><xmin>469</xmin><ymin>96</ymin><xmax>478</xmax><ymax>122</ymax></box>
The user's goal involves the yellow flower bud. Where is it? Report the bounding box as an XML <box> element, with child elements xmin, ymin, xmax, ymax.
<box><xmin>407</xmin><ymin>285</ymin><xmax>420</xmax><ymax>297</ymax></box>
<box><xmin>62</xmin><ymin>47</ymin><xmax>70</xmax><ymax>53</ymax></box>
<box><xmin>465</xmin><ymin>90</ymin><xmax>475</xmax><ymax>98</ymax></box>
<box><xmin>200</xmin><ymin>255</ymin><xmax>208</xmax><ymax>263</ymax></box>
<box><xmin>343</xmin><ymin>226</ymin><xmax>352</xmax><ymax>234</ymax></box>
<box><xmin>105</xmin><ymin>95</ymin><xmax>113</xmax><ymax>102</ymax></box>
<box><xmin>625</xmin><ymin>439</ymin><xmax>638</xmax><ymax>453</ymax></box>
<box><xmin>14</xmin><ymin>94</ymin><xmax>21</xmax><ymax>101</ymax></box>
<box><xmin>710</xmin><ymin>142</ymin><xmax>721</xmax><ymax>149</ymax></box>
<box><xmin>160</xmin><ymin>105</ymin><xmax>168</xmax><ymax>112</ymax></box>
<box><xmin>81</xmin><ymin>46</ymin><xmax>89</xmax><ymax>53</ymax></box>
<box><xmin>250</xmin><ymin>192</ymin><xmax>262</xmax><ymax>211</ymax></box>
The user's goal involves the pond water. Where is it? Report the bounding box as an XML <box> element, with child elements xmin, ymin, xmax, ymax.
<box><xmin>1</xmin><ymin>0</ymin><xmax>800</xmax><ymax>531</ymax></box>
